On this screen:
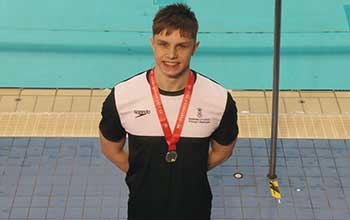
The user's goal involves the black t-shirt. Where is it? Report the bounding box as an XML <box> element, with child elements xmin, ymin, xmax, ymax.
<box><xmin>99</xmin><ymin>70</ymin><xmax>238</xmax><ymax>220</ymax></box>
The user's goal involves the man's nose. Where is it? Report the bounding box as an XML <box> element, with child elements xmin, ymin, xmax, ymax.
<box><xmin>167</xmin><ymin>47</ymin><xmax>178</xmax><ymax>59</ymax></box>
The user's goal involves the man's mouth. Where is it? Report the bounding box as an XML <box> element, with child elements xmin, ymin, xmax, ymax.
<box><xmin>163</xmin><ymin>61</ymin><xmax>179</xmax><ymax>66</ymax></box>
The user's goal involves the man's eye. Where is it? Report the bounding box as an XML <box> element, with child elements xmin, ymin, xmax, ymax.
<box><xmin>158</xmin><ymin>42</ymin><xmax>167</xmax><ymax>47</ymax></box>
<box><xmin>178</xmin><ymin>44</ymin><xmax>188</xmax><ymax>48</ymax></box>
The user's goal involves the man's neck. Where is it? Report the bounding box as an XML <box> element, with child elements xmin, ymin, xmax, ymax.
<box><xmin>154</xmin><ymin>68</ymin><xmax>191</xmax><ymax>92</ymax></box>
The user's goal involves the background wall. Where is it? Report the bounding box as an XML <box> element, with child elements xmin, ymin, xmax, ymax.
<box><xmin>1</xmin><ymin>0</ymin><xmax>350</xmax><ymax>89</ymax></box>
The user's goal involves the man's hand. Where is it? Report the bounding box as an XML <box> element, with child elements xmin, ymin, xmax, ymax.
<box><xmin>99</xmin><ymin>130</ymin><xmax>129</xmax><ymax>173</ymax></box>
<box><xmin>208</xmin><ymin>138</ymin><xmax>237</xmax><ymax>170</ymax></box>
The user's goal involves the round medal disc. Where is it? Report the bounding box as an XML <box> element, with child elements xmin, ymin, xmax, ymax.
<box><xmin>233</xmin><ymin>172</ymin><xmax>243</xmax><ymax>179</ymax></box>
<box><xmin>165</xmin><ymin>151</ymin><xmax>178</xmax><ymax>163</ymax></box>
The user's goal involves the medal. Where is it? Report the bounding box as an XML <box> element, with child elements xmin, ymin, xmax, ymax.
<box><xmin>165</xmin><ymin>151</ymin><xmax>178</xmax><ymax>163</ymax></box>
<box><xmin>149</xmin><ymin>68</ymin><xmax>195</xmax><ymax>164</ymax></box>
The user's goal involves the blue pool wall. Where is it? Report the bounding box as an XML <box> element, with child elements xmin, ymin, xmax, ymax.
<box><xmin>0</xmin><ymin>0</ymin><xmax>350</xmax><ymax>89</ymax></box>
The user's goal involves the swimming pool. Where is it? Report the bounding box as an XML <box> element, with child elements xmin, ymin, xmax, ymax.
<box><xmin>0</xmin><ymin>0</ymin><xmax>349</xmax><ymax>89</ymax></box>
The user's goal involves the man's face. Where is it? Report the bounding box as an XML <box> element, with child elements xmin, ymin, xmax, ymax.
<box><xmin>151</xmin><ymin>29</ymin><xmax>199</xmax><ymax>78</ymax></box>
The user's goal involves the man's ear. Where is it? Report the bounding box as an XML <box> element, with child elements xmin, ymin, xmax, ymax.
<box><xmin>192</xmin><ymin>41</ymin><xmax>200</xmax><ymax>55</ymax></box>
<box><xmin>150</xmin><ymin>37</ymin><xmax>155</xmax><ymax>50</ymax></box>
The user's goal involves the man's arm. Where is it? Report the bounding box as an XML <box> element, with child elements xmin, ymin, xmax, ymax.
<box><xmin>99</xmin><ymin>130</ymin><xmax>129</xmax><ymax>173</ymax></box>
<box><xmin>208</xmin><ymin>138</ymin><xmax>237</xmax><ymax>170</ymax></box>
<box><xmin>208</xmin><ymin>92</ymin><xmax>238</xmax><ymax>170</ymax></box>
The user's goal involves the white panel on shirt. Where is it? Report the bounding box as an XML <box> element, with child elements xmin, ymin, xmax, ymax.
<box><xmin>114</xmin><ymin>72</ymin><xmax>227</xmax><ymax>138</ymax></box>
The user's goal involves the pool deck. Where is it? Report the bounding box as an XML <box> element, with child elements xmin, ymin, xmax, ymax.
<box><xmin>0</xmin><ymin>89</ymin><xmax>350</xmax><ymax>220</ymax></box>
<box><xmin>0</xmin><ymin>88</ymin><xmax>349</xmax><ymax>139</ymax></box>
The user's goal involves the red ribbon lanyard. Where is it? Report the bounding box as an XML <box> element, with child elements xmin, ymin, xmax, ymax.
<box><xmin>149</xmin><ymin>69</ymin><xmax>195</xmax><ymax>152</ymax></box>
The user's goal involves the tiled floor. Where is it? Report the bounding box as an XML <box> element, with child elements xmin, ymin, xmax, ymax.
<box><xmin>0</xmin><ymin>89</ymin><xmax>350</xmax><ymax>220</ymax></box>
<box><xmin>0</xmin><ymin>137</ymin><xmax>350</xmax><ymax>220</ymax></box>
<box><xmin>0</xmin><ymin>89</ymin><xmax>350</xmax><ymax>138</ymax></box>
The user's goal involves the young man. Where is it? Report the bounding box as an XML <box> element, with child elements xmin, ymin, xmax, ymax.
<box><xmin>99</xmin><ymin>3</ymin><xmax>238</xmax><ymax>220</ymax></box>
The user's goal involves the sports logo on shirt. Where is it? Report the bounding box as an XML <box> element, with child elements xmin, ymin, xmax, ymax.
<box><xmin>197</xmin><ymin>108</ymin><xmax>202</xmax><ymax>118</ymax></box>
<box><xmin>188</xmin><ymin>108</ymin><xmax>210</xmax><ymax>124</ymax></box>
<box><xmin>134</xmin><ymin>110</ymin><xmax>151</xmax><ymax>118</ymax></box>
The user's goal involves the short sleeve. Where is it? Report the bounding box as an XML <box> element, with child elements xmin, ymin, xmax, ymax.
<box><xmin>211</xmin><ymin>92</ymin><xmax>239</xmax><ymax>145</ymax></box>
<box><xmin>99</xmin><ymin>88</ymin><xmax>126</xmax><ymax>142</ymax></box>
